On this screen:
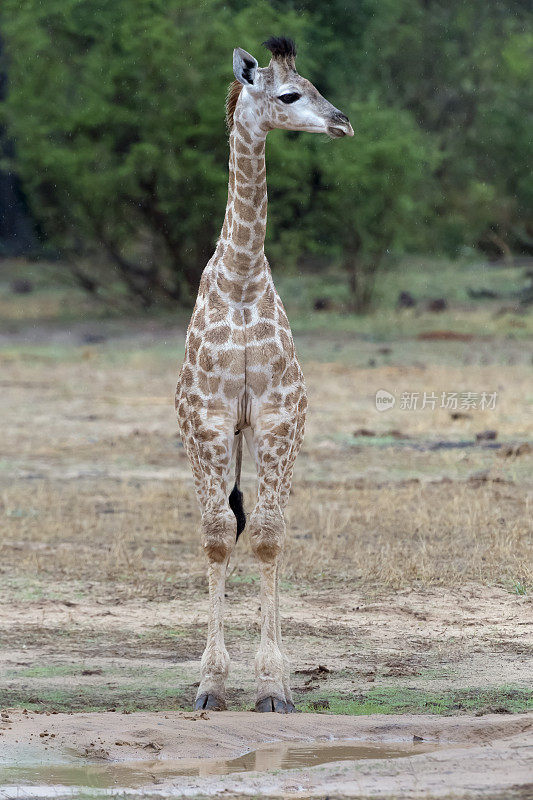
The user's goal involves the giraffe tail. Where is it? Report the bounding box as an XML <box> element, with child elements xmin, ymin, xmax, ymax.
<box><xmin>229</xmin><ymin>431</ymin><xmax>246</xmax><ymax>540</ymax></box>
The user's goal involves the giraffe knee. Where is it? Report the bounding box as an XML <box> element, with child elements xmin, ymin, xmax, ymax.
<box><xmin>201</xmin><ymin>508</ymin><xmax>236</xmax><ymax>563</ymax></box>
<box><xmin>249</xmin><ymin>505</ymin><xmax>285</xmax><ymax>562</ymax></box>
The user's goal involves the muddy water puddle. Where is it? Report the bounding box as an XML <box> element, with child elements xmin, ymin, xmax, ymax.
<box><xmin>1</xmin><ymin>740</ymin><xmax>442</xmax><ymax>792</ymax></box>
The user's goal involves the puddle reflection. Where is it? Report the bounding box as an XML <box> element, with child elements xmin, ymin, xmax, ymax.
<box><xmin>2</xmin><ymin>740</ymin><xmax>441</xmax><ymax>789</ymax></box>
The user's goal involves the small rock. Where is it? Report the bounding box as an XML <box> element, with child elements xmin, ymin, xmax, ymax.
<box><xmin>397</xmin><ymin>291</ymin><xmax>416</xmax><ymax>308</ymax></box>
<box><xmin>295</xmin><ymin>665</ymin><xmax>332</xmax><ymax>677</ymax></box>
<box><xmin>11</xmin><ymin>279</ymin><xmax>33</xmax><ymax>294</ymax></box>
<box><xmin>81</xmin><ymin>333</ymin><xmax>107</xmax><ymax>345</ymax></box>
<box><xmin>427</xmin><ymin>298</ymin><xmax>447</xmax><ymax>312</ymax></box>
<box><xmin>386</xmin><ymin>429</ymin><xmax>407</xmax><ymax>439</ymax></box>
<box><xmin>144</xmin><ymin>742</ymin><xmax>163</xmax><ymax>753</ymax></box>
<box><xmin>476</xmin><ymin>430</ymin><xmax>497</xmax><ymax>441</ymax></box>
<box><xmin>498</xmin><ymin>442</ymin><xmax>532</xmax><ymax>458</ymax></box>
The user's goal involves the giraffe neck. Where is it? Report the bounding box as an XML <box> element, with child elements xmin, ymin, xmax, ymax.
<box><xmin>216</xmin><ymin>106</ymin><xmax>270</xmax><ymax>304</ymax></box>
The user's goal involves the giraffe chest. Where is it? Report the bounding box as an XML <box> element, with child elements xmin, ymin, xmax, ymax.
<box><xmin>180</xmin><ymin>300</ymin><xmax>301</xmax><ymax>413</ymax></box>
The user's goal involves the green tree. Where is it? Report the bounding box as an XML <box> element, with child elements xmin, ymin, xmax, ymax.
<box><xmin>0</xmin><ymin>0</ymin><xmax>310</xmax><ymax>306</ymax></box>
<box><xmin>275</xmin><ymin>0</ymin><xmax>533</xmax><ymax>263</ymax></box>
<box><xmin>2</xmin><ymin>0</ymin><xmax>531</xmax><ymax>311</ymax></box>
<box><xmin>319</xmin><ymin>101</ymin><xmax>437</xmax><ymax>311</ymax></box>
<box><xmin>358</xmin><ymin>0</ymin><xmax>533</xmax><ymax>257</ymax></box>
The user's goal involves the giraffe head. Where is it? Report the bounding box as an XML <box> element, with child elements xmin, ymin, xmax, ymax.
<box><xmin>230</xmin><ymin>36</ymin><xmax>353</xmax><ymax>139</ymax></box>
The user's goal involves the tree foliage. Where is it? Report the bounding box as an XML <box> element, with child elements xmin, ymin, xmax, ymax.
<box><xmin>1</xmin><ymin>0</ymin><xmax>531</xmax><ymax>308</ymax></box>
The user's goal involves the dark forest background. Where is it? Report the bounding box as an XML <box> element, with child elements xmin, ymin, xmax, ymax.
<box><xmin>0</xmin><ymin>0</ymin><xmax>532</xmax><ymax>311</ymax></box>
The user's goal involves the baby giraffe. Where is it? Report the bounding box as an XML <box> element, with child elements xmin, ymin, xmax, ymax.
<box><xmin>175</xmin><ymin>36</ymin><xmax>353</xmax><ymax>713</ymax></box>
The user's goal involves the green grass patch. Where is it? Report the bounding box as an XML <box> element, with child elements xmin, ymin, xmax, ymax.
<box><xmin>5</xmin><ymin>664</ymin><xmax>85</xmax><ymax>679</ymax></box>
<box><xmin>295</xmin><ymin>686</ymin><xmax>533</xmax><ymax>716</ymax></box>
<box><xmin>227</xmin><ymin>573</ymin><xmax>259</xmax><ymax>586</ymax></box>
<box><xmin>277</xmin><ymin>257</ymin><xmax>528</xmax><ymax>314</ymax></box>
<box><xmin>2</xmin><ymin>257</ymin><xmax>532</xmax><ymax>342</ymax></box>
<box><xmin>509</xmin><ymin>580</ymin><xmax>529</xmax><ymax>596</ymax></box>
<box><xmin>4</xmin><ymin>664</ymin><xmax>191</xmax><ymax>682</ymax></box>
<box><xmin>2</xmin><ymin>683</ymin><xmax>531</xmax><ymax>715</ymax></box>
<box><xmin>0</xmin><ymin>685</ymin><xmax>189</xmax><ymax>713</ymax></box>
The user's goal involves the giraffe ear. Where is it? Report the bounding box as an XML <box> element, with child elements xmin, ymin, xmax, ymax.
<box><xmin>233</xmin><ymin>48</ymin><xmax>258</xmax><ymax>87</ymax></box>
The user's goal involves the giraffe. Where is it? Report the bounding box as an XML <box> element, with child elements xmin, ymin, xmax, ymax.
<box><xmin>175</xmin><ymin>36</ymin><xmax>353</xmax><ymax>713</ymax></box>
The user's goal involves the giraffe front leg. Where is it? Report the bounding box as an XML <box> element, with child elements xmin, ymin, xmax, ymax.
<box><xmin>275</xmin><ymin>561</ymin><xmax>296</xmax><ymax>712</ymax></box>
<box><xmin>177</xmin><ymin>409</ymin><xmax>237</xmax><ymax>712</ymax></box>
<box><xmin>194</xmin><ymin>488</ymin><xmax>237</xmax><ymax>710</ymax></box>
<box><xmin>195</xmin><ymin>558</ymin><xmax>229</xmax><ymax>710</ymax></box>
<box><xmin>274</xmin><ymin>399</ymin><xmax>306</xmax><ymax>712</ymax></box>
<box><xmin>248</xmin><ymin>418</ymin><xmax>297</xmax><ymax>713</ymax></box>
<box><xmin>251</xmin><ymin>506</ymin><xmax>287</xmax><ymax>712</ymax></box>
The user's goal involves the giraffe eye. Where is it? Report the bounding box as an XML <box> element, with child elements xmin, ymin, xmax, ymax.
<box><xmin>278</xmin><ymin>93</ymin><xmax>301</xmax><ymax>104</ymax></box>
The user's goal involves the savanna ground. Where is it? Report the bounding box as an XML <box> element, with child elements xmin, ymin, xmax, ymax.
<box><xmin>0</xmin><ymin>257</ymin><xmax>532</xmax><ymax>798</ymax></box>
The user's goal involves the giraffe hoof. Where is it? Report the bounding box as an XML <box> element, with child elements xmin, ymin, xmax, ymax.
<box><xmin>194</xmin><ymin>693</ymin><xmax>226</xmax><ymax>711</ymax></box>
<box><xmin>255</xmin><ymin>696</ymin><xmax>288</xmax><ymax>713</ymax></box>
<box><xmin>285</xmin><ymin>700</ymin><xmax>298</xmax><ymax>713</ymax></box>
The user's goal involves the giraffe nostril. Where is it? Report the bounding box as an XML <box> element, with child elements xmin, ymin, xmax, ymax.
<box><xmin>333</xmin><ymin>111</ymin><xmax>350</xmax><ymax>125</ymax></box>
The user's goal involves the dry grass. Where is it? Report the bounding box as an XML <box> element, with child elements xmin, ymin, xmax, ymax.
<box><xmin>1</xmin><ymin>316</ymin><xmax>532</xmax><ymax>721</ymax></box>
<box><xmin>284</xmin><ymin>482</ymin><xmax>531</xmax><ymax>586</ymax></box>
<box><xmin>1</xmin><ymin>475</ymin><xmax>531</xmax><ymax>599</ymax></box>
<box><xmin>1</xmin><ymin>324</ymin><xmax>532</xmax><ymax>599</ymax></box>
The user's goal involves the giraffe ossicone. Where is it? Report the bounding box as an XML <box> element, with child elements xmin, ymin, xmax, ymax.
<box><xmin>175</xmin><ymin>35</ymin><xmax>353</xmax><ymax>713</ymax></box>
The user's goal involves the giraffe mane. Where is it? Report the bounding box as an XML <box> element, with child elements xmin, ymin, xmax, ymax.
<box><xmin>262</xmin><ymin>36</ymin><xmax>297</xmax><ymax>60</ymax></box>
<box><xmin>226</xmin><ymin>79</ymin><xmax>243</xmax><ymax>131</ymax></box>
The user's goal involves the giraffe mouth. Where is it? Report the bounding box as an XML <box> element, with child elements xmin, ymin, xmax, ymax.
<box><xmin>327</xmin><ymin>124</ymin><xmax>354</xmax><ymax>139</ymax></box>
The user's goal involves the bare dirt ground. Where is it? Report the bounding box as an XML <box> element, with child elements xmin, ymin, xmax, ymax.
<box><xmin>1</xmin><ymin>318</ymin><xmax>532</xmax><ymax>797</ymax></box>
<box><xmin>1</xmin><ymin>710</ymin><xmax>532</xmax><ymax>798</ymax></box>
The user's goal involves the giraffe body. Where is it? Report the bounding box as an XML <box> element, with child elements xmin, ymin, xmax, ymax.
<box><xmin>175</xmin><ymin>37</ymin><xmax>352</xmax><ymax>712</ymax></box>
